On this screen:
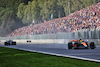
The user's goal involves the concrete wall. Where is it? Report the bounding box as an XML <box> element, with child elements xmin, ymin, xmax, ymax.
<box><xmin>0</xmin><ymin>39</ymin><xmax>69</xmax><ymax>49</ymax></box>
<box><xmin>0</xmin><ymin>39</ymin><xmax>100</xmax><ymax>44</ymax></box>
<box><xmin>0</xmin><ymin>39</ymin><xmax>99</xmax><ymax>49</ymax></box>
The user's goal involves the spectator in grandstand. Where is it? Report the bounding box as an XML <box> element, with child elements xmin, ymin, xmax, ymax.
<box><xmin>8</xmin><ymin>2</ymin><xmax>100</xmax><ymax>37</ymax></box>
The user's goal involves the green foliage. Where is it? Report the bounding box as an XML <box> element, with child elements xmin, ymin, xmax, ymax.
<box><xmin>0</xmin><ymin>7</ymin><xmax>5</xmax><ymax>25</ymax></box>
<box><xmin>1</xmin><ymin>9</ymin><xmax>15</xmax><ymax>32</ymax></box>
<box><xmin>0</xmin><ymin>0</ymin><xmax>31</xmax><ymax>36</ymax></box>
<box><xmin>18</xmin><ymin>0</ymin><xmax>42</xmax><ymax>24</ymax></box>
<box><xmin>40</xmin><ymin>0</ymin><xmax>59</xmax><ymax>20</ymax></box>
<box><xmin>17</xmin><ymin>3</ymin><xmax>25</xmax><ymax>20</ymax></box>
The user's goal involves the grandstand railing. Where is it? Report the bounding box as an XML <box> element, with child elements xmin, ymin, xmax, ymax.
<box><xmin>0</xmin><ymin>28</ymin><xmax>100</xmax><ymax>40</ymax></box>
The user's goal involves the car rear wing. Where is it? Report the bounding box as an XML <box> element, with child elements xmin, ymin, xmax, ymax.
<box><xmin>70</xmin><ymin>40</ymin><xmax>78</xmax><ymax>42</ymax></box>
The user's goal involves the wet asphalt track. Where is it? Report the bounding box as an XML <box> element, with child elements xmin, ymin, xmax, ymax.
<box><xmin>0</xmin><ymin>43</ymin><xmax>100</xmax><ymax>62</ymax></box>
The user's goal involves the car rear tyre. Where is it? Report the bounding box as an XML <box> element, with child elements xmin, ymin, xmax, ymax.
<box><xmin>90</xmin><ymin>42</ymin><xmax>95</xmax><ymax>49</ymax></box>
<box><xmin>13</xmin><ymin>42</ymin><xmax>16</xmax><ymax>45</ymax></box>
<box><xmin>74</xmin><ymin>43</ymin><xmax>78</xmax><ymax>49</ymax></box>
<box><xmin>4</xmin><ymin>42</ymin><xmax>8</xmax><ymax>45</ymax></box>
<box><xmin>68</xmin><ymin>42</ymin><xmax>73</xmax><ymax>49</ymax></box>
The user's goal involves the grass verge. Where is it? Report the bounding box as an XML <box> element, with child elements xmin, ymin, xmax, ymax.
<box><xmin>0</xmin><ymin>47</ymin><xmax>100</xmax><ymax>67</ymax></box>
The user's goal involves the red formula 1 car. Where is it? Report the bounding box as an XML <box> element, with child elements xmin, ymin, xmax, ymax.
<box><xmin>68</xmin><ymin>39</ymin><xmax>96</xmax><ymax>49</ymax></box>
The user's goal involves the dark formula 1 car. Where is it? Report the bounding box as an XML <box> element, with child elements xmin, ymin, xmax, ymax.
<box><xmin>27</xmin><ymin>40</ymin><xmax>31</xmax><ymax>42</ymax></box>
<box><xmin>4</xmin><ymin>40</ymin><xmax>16</xmax><ymax>45</ymax></box>
<box><xmin>68</xmin><ymin>40</ymin><xmax>96</xmax><ymax>49</ymax></box>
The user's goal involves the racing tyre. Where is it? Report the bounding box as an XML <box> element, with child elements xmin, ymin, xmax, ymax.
<box><xmin>27</xmin><ymin>41</ymin><xmax>31</xmax><ymax>42</ymax></box>
<box><xmin>4</xmin><ymin>42</ymin><xmax>8</xmax><ymax>45</ymax></box>
<box><xmin>13</xmin><ymin>42</ymin><xmax>16</xmax><ymax>45</ymax></box>
<box><xmin>68</xmin><ymin>42</ymin><xmax>73</xmax><ymax>49</ymax></box>
<box><xmin>74</xmin><ymin>43</ymin><xmax>78</xmax><ymax>49</ymax></box>
<box><xmin>90</xmin><ymin>42</ymin><xmax>95</xmax><ymax>49</ymax></box>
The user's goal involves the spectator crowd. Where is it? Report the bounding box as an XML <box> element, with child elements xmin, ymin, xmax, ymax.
<box><xmin>8</xmin><ymin>2</ymin><xmax>100</xmax><ymax>37</ymax></box>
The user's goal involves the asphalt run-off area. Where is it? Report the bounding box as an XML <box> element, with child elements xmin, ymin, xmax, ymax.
<box><xmin>0</xmin><ymin>43</ymin><xmax>100</xmax><ymax>62</ymax></box>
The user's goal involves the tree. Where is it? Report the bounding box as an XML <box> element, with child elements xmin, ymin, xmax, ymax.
<box><xmin>1</xmin><ymin>9</ymin><xmax>16</xmax><ymax>33</ymax></box>
<box><xmin>0</xmin><ymin>26</ymin><xmax>8</xmax><ymax>36</ymax></box>
<box><xmin>40</xmin><ymin>0</ymin><xmax>59</xmax><ymax>21</ymax></box>
<box><xmin>17</xmin><ymin>1</ymin><xmax>33</xmax><ymax>24</ymax></box>
<box><xmin>31</xmin><ymin>0</ymin><xmax>41</xmax><ymax>24</ymax></box>
<box><xmin>17</xmin><ymin>3</ymin><xmax>25</xmax><ymax>20</ymax></box>
<box><xmin>18</xmin><ymin>0</ymin><xmax>43</xmax><ymax>24</ymax></box>
<box><xmin>0</xmin><ymin>0</ymin><xmax>34</xmax><ymax>36</ymax></box>
<box><xmin>57</xmin><ymin>0</ymin><xmax>69</xmax><ymax>16</ymax></box>
<box><xmin>0</xmin><ymin>7</ymin><xmax>5</xmax><ymax>25</ymax></box>
<box><xmin>71</xmin><ymin>0</ymin><xmax>82</xmax><ymax>13</ymax></box>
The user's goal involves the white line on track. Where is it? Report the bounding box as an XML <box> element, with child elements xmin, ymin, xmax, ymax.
<box><xmin>69</xmin><ymin>53</ymin><xmax>100</xmax><ymax>55</ymax></box>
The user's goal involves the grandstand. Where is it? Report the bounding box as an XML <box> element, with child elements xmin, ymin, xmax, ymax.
<box><xmin>8</xmin><ymin>2</ymin><xmax>100</xmax><ymax>39</ymax></box>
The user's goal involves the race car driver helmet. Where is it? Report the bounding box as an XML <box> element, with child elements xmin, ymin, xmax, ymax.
<box><xmin>79</xmin><ymin>38</ymin><xmax>82</xmax><ymax>42</ymax></box>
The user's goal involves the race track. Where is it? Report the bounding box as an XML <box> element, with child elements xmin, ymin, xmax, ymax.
<box><xmin>0</xmin><ymin>43</ymin><xmax>100</xmax><ymax>62</ymax></box>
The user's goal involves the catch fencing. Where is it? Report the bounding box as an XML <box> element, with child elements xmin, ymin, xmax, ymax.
<box><xmin>0</xmin><ymin>28</ymin><xmax>100</xmax><ymax>40</ymax></box>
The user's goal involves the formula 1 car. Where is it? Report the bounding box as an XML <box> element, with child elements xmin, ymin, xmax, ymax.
<box><xmin>68</xmin><ymin>39</ymin><xmax>96</xmax><ymax>49</ymax></box>
<box><xmin>27</xmin><ymin>40</ymin><xmax>31</xmax><ymax>42</ymax></box>
<box><xmin>4</xmin><ymin>40</ymin><xmax>16</xmax><ymax>45</ymax></box>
